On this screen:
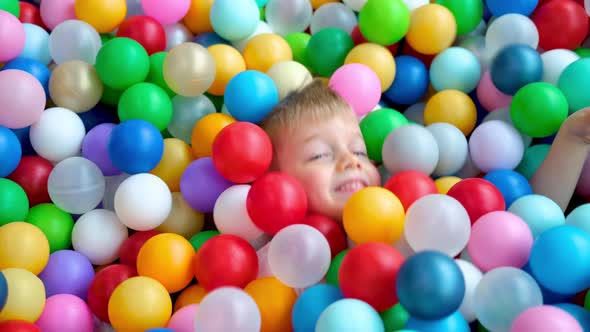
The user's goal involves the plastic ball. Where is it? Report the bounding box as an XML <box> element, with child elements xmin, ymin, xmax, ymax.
<box><xmin>358</xmin><ymin>0</ymin><xmax>409</xmax><ymax>45</ymax></box>
<box><xmin>301</xmin><ymin>214</ymin><xmax>347</xmax><ymax>259</ymax></box>
<box><xmin>162</xmin><ymin>42</ymin><xmax>215</xmax><ymax>97</ymax></box>
<box><xmin>7</xmin><ymin>156</ymin><xmax>52</xmax><ymax>206</ymax></box>
<box><xmin>72</xmin><ymin>209</ymin><xmax>128</xmax><ymax>265</ymax></box>
<box><xmin>29</xmin><ymin>107</ymin><xmax>85</xmax><ymax>163</ymax></box>
<box><xmin>490</xmin><ymin>44</ymin><xmax>543</xmax><ymax>96</ymax></box>
<box><xmin>19</xmin><ymin>23</ymin><xmax>50</xmax><ymax>65</ymax></box>
<box><xmin>384</xmin><ymin>56</ymin><xmax>429</xmax><ymax>105</ymax></box>
<box><xmin>35</xmin><ymin>294</ymin><xmax>94</xmax><ymax>332</ymax></box>
<box><xmin>166</xmin><ymin>303</ymin><xmax>198</xmax><ymax>332</ymax></box>
<box><xmin>383</xmin><ymin>170</ymin><xmax>437</xmax><ymax>211</ymax></box>
<box><xmin>482</xmin><ymin>106</ymin><xmax>533</xmax><ymax>148</ymax></box>
<box><xmin>0</xmin><ymin>179</ymin><xmax>28</xmax><ymax>226</ymax></box>
<box><xmin>486</xmin><ymin>0</ymin><xmax>538</xmax><ymax>17</ymax></box>
<box><xmin>0</xmin><ymin>9</ymin><xmax>25</xmax><ymax>62</ymax></box>
<box><xmin>118</xmin><ymin>230</ymin><xmax>160</xmax><ymax>268</ymax></box>
<box><xmin>169</xmin><ymin>95</ymin><xmax>216</xmax><ymax>143</ymax></box>
<box><xmin>108</xmin><ymin>276</ymin><xmax>172</xmax><ymax>331</ymax></box>
<box><xmin>149</xmin><ymin>138</ymin><xmax>193</xmax><ymax>192</ymax></box>
<box><xmin>405</xmin><ymin>4</ymin><xmax>456</xmax><ymax>55</ymax></box>
<box><xmin>435</xmin><ymin>0</ymin><xmax>482</xmax><ymax>36</ymax></box>
<box><xmin>483</xmin><ymin>169</ymin><xmax>532</xmax><ymax>207</ymax></box>
<box><xmin>164</xmin><ymin>23</ymin><xmax>193</xmax><ymax>51</ymax></box>
<box><xmin>0</xmin><ymin>268</ymin><xmax>45</xmax><ymax>322</ymax></box>
<box><xmin>206</xmin><ymin>44</ymin><xmax>246</xmax><ymax>96</ymax></box>
<box><xmin>38</xmin><ymin>250</ymin><xmax>95</xmax><ymax>300</ymax></box>
<box><xmin>553</xmin><ymin>303</ymin><xmax>590</xmax><ymax>331</ymax></box>
<box><xmin>224</xmin><ymin>70</ymin><xmax>279</xmax><ymax>123</ymax></box>
<box><xmin>0</xmin><ymin>320</ymin><xmax>40</xmax><ymax>332</ymax></box>
<box><xmin>427</xmin><ymin>123</ymin><xmax>468</xmax><ymax>176</ymax></box>
<box><xmin>244</xmin><ymin>277</ymin><xmax>297</xmax><ymax>332</ymax></box>
<box><xmin>116</xmin><ymin>15</ymin><xmax>166</xmax><ymax>55</ymax></box>
<box><xmin>0</xmin><ymin>222</ymin><xmax>49</xmax><ymax>275</ymax></box>
<box><xmin>404</xmin><ymin>311</ymin><xmax>469</xmax><ymax>332</ymax></box>
<box><xmin>0</xmin><ymin>0</ymin><xmax>19</xmax><ymax>17</ymax></box>
<box><xmin>266</xmin><ymin>60</ymin><xmax>313</xmax><ymax>101</ymax></box>
<box><xmin>447</xmin><ymin>178</ymin><xmax>506</xmax><ymax>224</ymax></box>
<box><xmin>359</xmin><ymin>108</ymin><xmax>408</xmax><ymax>163</ymax></box>
<box><xmin>141</xmin><ymin>0</ymin><xmax>190</xmax><ymax>25</ymax></box>
<box><xmin>180</xmin><ymin>157</ymin><xmax>234</xmax><ymax>213</ymax></box>
<box><xmin>326</xmin><ymin>250</ymin><xmax>348</xmax><ymax>287</ymax></box>
<box><xmin>485</xmin><ymin>14</ymin><xmax>538</xmax><ymax>57</ymax></box>
<box><xmin>87</xmin><ymin>264</ymin><xmax>137</xmax><ymax>323</ymax></box>
<box><xmin>0</xmin><ymin>69</ymin><xmax>45</xmax><ymax>129</ymax></box>
<box><xmin>194</xmin><ymin>287</ymin><xmax>261</xmax><ymax>332</ymax></box>
<box><xmin>541</xmin><ymin>49</ymin><xmax>580</xmax><ymax>86</ymax></box>
<box><xmin>213</xmin><ymin>185</ymin><xmax>263</xmax><ymax>242</ymax></box>
<box><xmin>95</xmin><ymin>37</ymin><xmax>150</xmax><ymax>90</ymax></box>
<box><xmin>284</xmin><ymin>32</ymin><xmax>311</xmax><ymax>67</ymax></box>
<box><xmin>40</xmin><ymin>0</ymin><xmax>77</xmax><ymax>30</ymax></box>
<box><xmin>191</xmin><ymin>112</ymin><xmax>236</xmax><ymax>158</ymax></box>
<box><xmin>424</xmin><ymin>90</ymin><xmax>477</xmax><ymax>136</ymax></box>
<box><xmin>265</xmin><ymin>0</ymin><xmax>312</xmax><ymax>36</ymax></box>
<box><xmin>316</xmin><ymin>299</ymin><xmax>385</xmax><ymax>332</ymax></box>
<box><xmin>193</xmin><ymin>32</ymin><xmax>230</xmax><ymax>47</ymax></box>
<box><xmin>455</xmin><ymin>259</ymin><xmax>483</xmax><ymax>323</ymax></box>
<box><xmin>108</xmin><ymin>119</ymin><xmax>164</xmax><ymax>174</ymax></box>
<box><xmin>74</xmin><ymin>0</ymin><xmax>125</xmax><ymax>33</ymax></box>
<box><xmin>435</xmin><ymin>176</ymin><xmax>462</xmax><ymax>195</ymax></box>
<box><xmin>49</xmin><ymin>60</ymin><xmax>103</xmax><ymax>113</ymax></box>
<box><xmin>469</xmin><ymin>120</ymin><xmax>525</xmax><ymax>172</ymax></box>
<box><xmin>243</xmin><ymin>33</ymin><xmax>292</xmax><ymax>72</ymax></box>
<box><xmin>511</xmin><ymin>82</ymin><xmax>568</xmax><ymax>137</ymax></box>
<box><xmin>81</xmin><ymin>123</ymin><xmax>120</xmax><ymax>176</ymax></box>
<box><xmin>209</xmin><ymin>0</ymin><xmax>259</xmax><ymax>41</ymax></box>
<box><xmin>25</xmin><ymin>203</ymin><xmax>74</xmax><ymax>253</ymax></box>
<box><xmin>382</xmin><ymin>123</ymin><xmax>440</xmax><ymax>176</ymax></box>
<box><xmin>193</xmin><ymin>234</ymin><xmax>258</xmax><ymax>290</ymax></box>
<box><xmin>0</xmin><ymin>126</ymin><xmax>21</xmax><ymax>177</ymax></box>
<box><xmin>292</xmin><ymin>284</ymin><xmax>343</xmax><ymax>332</ymax></box>
<box><xmin>48</xmin><ymin>20</ymin><xmax>102</xmax><ymax>65</ymax></box>
<box><xmin>344</xmin><ymin>43</ymin><xmax>395</xmax><ymax>92</ymax></box>
<box><xmin>310</xmin><ymin>3</ymin><xmax>357</xmax><ymax>35</ymax></box>
<box><xmin>476</xmin><ymin>70</ymin><xmax>512</xmax><ymax>112</ymax></box>
<box><xmin>145</xmin><ymin>52</ymin><xmax>175</xmax><ymax>97</ymax></box>
<box><xmin>2</xmin><ymin>57</ymin><xmax>51</xmax><ymax>96</ymax></box>
<box><xmin>174</xmin><ymin>284</ymin><xmax>207</xmax><ymax>312</ymax></box>
<box><xmin>305</xmin><ymin>27</ymin><xmax>354</xmax><ymax>77</ymax></box>
<box><xmin>156</xmin><ymin>192</ymin><xmax>204</xmax><ymax>239</ymax></box>
<box><xmin>329</xmin><ymin>63</ymin><xmax>381</xmax><ymax>117</ymax></box>
<box><xmin>231</xmin><ymin>21</ymin><xmax>273</xmax><ymax>53</ymax></box>
<box><xmin>118</xmin><ymin>83</ymin><xmax>173</xmax><ymax>130</ymax></box>
<box><xmin>508</xmin><ymin>194</ymin><xmax>565</xmax><ymax>238</ymax></box>
<box><xmin>566</xmin><ymin>203</ymin><xmax>590</xmax><ymax>234</ymax></box>
<box><xmin>511</xmin><ymin>305</ymin><xmax>583</xmax><ymax>332</ymax></box>
<box><xmin>532</xmin><ymin>0</ymin><xmax>588</xmax><ymax>51</ymax></box>
<box><xmin>557</xmin><ymin>58</ymin><xmax>590</xmax><ymax>113</ymax></box>
<box><xmin>430</xmin><ymin>47</ymin><xmax>480</xmax><ymax>93</ymax></box>
<box><xmin>182</xmin><ymin>0</ymin><xmax>213</xmax><ymax>34</ymax></box>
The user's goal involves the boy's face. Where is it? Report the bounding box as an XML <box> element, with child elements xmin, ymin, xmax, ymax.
<box><xmin>272</xmin><ymin>113</ymin><xmax>381</xmax><ymax>220</ymax></box>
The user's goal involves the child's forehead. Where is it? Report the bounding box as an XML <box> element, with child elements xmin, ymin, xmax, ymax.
<box><xmin>273</xmin><ymin>113</ymin><xmax>361</xmax><ymax>144</ymax></box>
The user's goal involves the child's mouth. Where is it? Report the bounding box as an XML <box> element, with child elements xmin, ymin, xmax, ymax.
<box><xmin>334</xmin><ymin>179</ymin><xmax>367</xmax><ymax>193</ymax></box>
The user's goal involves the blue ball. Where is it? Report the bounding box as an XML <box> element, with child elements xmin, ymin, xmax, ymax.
<box><xmin>384</xmin><ymin>56</ymin><xmax>429</xmax><ymax>105</ymax></box>
<box><xmin>19</xmin><ymin>23</ymin><xmax>52</xmax><ymax>65</ymax></box>
<box><xmin>315</xmin><ymin>299</ymin><xmax>385</xmax><ymax>332</ymax></box>
<box><xmin>0</xmin><ymin>272</ymin><xmax>7</xmax><ymax>312</ymax></box>
<box><xmin>292</xmin><ymin>284</ymin><xmax>344</xmax><ymax>332</ymax></box>
<box><xmin>10</xmin><ymin>126</ymin><xmax>35</xmax><ymax>156</ymax></box>
<box><xmin>225</xmin><ymin>70</ymin><xmax>279</xmax><ymax>123</ymax></box>
<box><xmin>2</xmin><ymin>57</ymin><xmax>51</xmax><ymax>95</ymax></box>
<box><xmin>486</xmin><ymin>0</ymin><xmax>539</xmax><ymax>17</ymax></box>
<box><xmin>210</xmin><ymin>0</ymin><xmax>260</xmax><ymax>41</ymax></box>
<box><xmin>396</xmin><ymin>251</ymin><xmax>465</xmax><ymax>320</ymax></box>
<box><xmin>490</xmin><ymin>44</ymin><xmax>543</xmax><ymax>95</ymax></box>
<box><xmin>0</xmin><ymin>126</ymin><xmax>22</xmax><ymax>177</ymax></box>
<box><xmin>508</xmin><ymin>194</ymin><xmax>565</xmax><ymax>238</ymax></box>
<box><xmin>430</xmin><ymin>47</ymin><xmax>481</xmax><ymax>93</ymax></box>
<box><xmin>192</xmin><ymin>32</ymin><xmax>230</xmax><ymax>47</ymax></box>
<box><xmin>554</xmin><ymin>303</ymin><xmax>590</xmax><ymax>331</ymax></box>
<box><xmin>404</xmin><ymin>311</ymin><xmax>470</xmax><ymax>332</ymax></box>
<box><xmin>483</xmin><ymin>169</ymin><xmax>533</xmax><ymax>207</ymax></box>
<box><xmin>521</xmin><ymin>262</ymin><xmax>573</xmax><ymax>304</ymax></box>
<box><xmin>78</xmin><ymin>103</ymin><xmax>119</xmax><ymax>132</ymax></box>
<box><xmin>107</xmin><ymin>119</ymin><xmax>164</xmax><ymax>174</ymax></box>
<box><xmin>529</xmin><ymin>225</ymin><xmax>590</xmax><ymax>294</ymax></box>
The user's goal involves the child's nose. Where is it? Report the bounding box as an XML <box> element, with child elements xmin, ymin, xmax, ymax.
<box><xmin>338</xmin><ymin>152</ymin><xmax>362</xmax><ymax>171</ymax></box>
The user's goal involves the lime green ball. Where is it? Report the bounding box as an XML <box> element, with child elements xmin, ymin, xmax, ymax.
<box><xmin>285</xmin><ymin>32</ymin><xmax>311</xmax><ymax>69</ymax></box>
<box><xmin>557</xmin><ymin>58</ymin><xmax>590</xmax><ymax>113</ymax></box>
<box><xmin>190</xmin><ymin>230</ymin><xmax>220</xmax><ymax>252</ymax></box>
<box><xmin>515</xmin><ymin>144</ymin><xmax>551</xmax><ymax>180</ymax></box>
<box><xmin>510</xmin><ymin>82</ymin><xmax>568</xmax><ymax>138</ymax></box>
<box><xmin>359</xmin><ymin>0</ymin><xmax>410</xmax><ymax>46</ymax></box>
<box><xmin>118</xmin><ymin>82</ymin><xmax>173</xmax><ymax>131</ymax></box>
<box><xmin>260</xmin><ymin>7</ymin><xmax>265</xmax><ymax>21</ymax></box>
<box><xmin>25</xmin><ymin>203</ymin><xmax>74</xmax><ymax>253</ymax></box>
<box><xmin>0</xmin><ymin>179</ymin><xmax>29</xmax><ymax>226</ymax></box>
<box><xmin>436</xmin><ymin>0</ymin><xmax>483</xmax><ymax>36</ymax></box>
<box><xmin>0</xmin><ymin>0</ymin><xmax>19</xmax><ymax>17</ymax></box>
<box><xmin>326</xmin><ymin>249</ymin><xmax>349</xmax><ymax>287</ymax></box>
<box><xmin>306</xmin><ymin>28</ymin><xmax>354</xmax><ymax>77</ymax></box>
<box><xmin>145</xmin><ymin>52</ymin><xmax>176</xmax><ymax>97</ymax></box>
<box><xmin>360</xmin><ymin>108</ymin><xmax>408</xmax><ymax>162</ymax></box>
<box><xmin>95</xmin><ymin>37</ymin><xmax>150</xmax><ymax>90</ymax></box>
<box><xmin>575</xmin><ymin>48</ymin><xmax>590</xmax><ymax>58</ymax></box>
<box><xmin>380</xmin><ymin>303</ymin><xmax>410</xmax><ymax>331</ymax></box>
<box><xmin>101</xmin><ymin>85</ymin><xmax>124</xmax><ymax>106</ymax></box>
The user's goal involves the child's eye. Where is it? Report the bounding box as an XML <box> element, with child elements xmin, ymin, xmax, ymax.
<box><xmin>309</xmin><ymin>153</ymin><xmax>330</xmax><ymax>161</ymax></box>
<box><xmin>354</xmin><ymin>151</ymin><xmax>368</xmax><ymax>157</ymax></box>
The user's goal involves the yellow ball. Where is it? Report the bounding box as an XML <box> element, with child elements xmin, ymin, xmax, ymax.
<box><xmin>191</xmin><ymin>112</ymin><xmax>236</xmax><ymax>158</ymax></box>
<box><xmin>108</xmin><ymin>276</ymin><xmax>172</xmax><ymax>332</ymax></box>
<box><xmin>424</xmin><ymin>89</ymin><xmax>477</xmax><ymax>136</ymax></box>
<box><xmin>266</xmin><ymin>61</ymin><xmax>313</xmax><ymax>101</ymax></box>
<box><xmin>435</xmin><ymin>176</ymin><xmax>462</xmax><ymax>194</ymax></box>
<box><xmin>207</xmin><ymin>44</ymin><xmax>246</xmax><ymax>96</ymax></box>
<box><xmin>74</xmin><ymin>0</ymin><xmax>126</xmax><ymax>33</ymax></box>
<box><xmin>156</xmin><ymin>192</ymin><xmax>204</xmax><ymax>239</ymax></box>
<box><xmin>311</xmin><ymin>0</ymin><xmax>339</xmax><ymax>9</ymax></box>
<box><xmin>0</xmin><ymin>222</ymin><xmax>49</xmax><ymax>275</ymax></box>
<box><xmin>136</xmin><ymin>233</ymin><xmax>195</xmax><ymax>293</ymax></box>
<box><xmin>0</xmin><ymin>268</ymin><xmax>46</xmax><ymax>322</ymax></box>
<box><xmin>245</xmin><ymin>277</ymin><xmax>297</xmax><ymax>332</ymax></box>
<box><xmin>183</xmin><ymin>0</ymin><xmax>214</xmax><ymax>34</ymax></box>
<box><xmin>345</xmin><ymin>43</ymin><xmax>396</xmax><ymax>92</ymax></box>
<box><xmin>174</xmin><ymin>284</ymin><xmax>208</xmax><ymax>312</ymax></box>
<box><xmin>243</xmin><ymin>33</ymin><xmax>293</xmax><ymax>72</ymax></box>
<box><xmin>150</xmin><ymin>138</ymin><xmax>194</xmax><ymax>192</ymax></box>
<box><xmin>406</xmin><ymin>4</ymin><xmax>457</xmax><ymax>55</ymax></box>
<box><xmin>343</xmin><ymin>187</ymin><xmax>405</xmax><ymax>244</ymax></box>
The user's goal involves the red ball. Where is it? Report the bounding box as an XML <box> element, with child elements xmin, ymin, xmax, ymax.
<box><xmin>116</xmin><ymin>15</ymin><xmax>166</xmax><ymax>55</ymax></box>
<box><xmin>192</xmin><ymin>234</ymin><xmax>258</xmax><ymax>291</ymax></box>
<box><xmin>351</xmin><ymin>25</ymin><xmax>399</xmax><ymax>54</ymax></box>
<box><xmin>87</xmin><ymin>264</ymin><xmax>137</xmax><ymax>323</ymax></box>
<box><xmin>301</xmin><ymin>213</ymin><xmax>347</xmax><ymax>259</ymax></box>
<box><xmin>19</xmin><ymin>2</ymin><xmax>47</xmax><ymax>30</ymax></box>
<box><xmin>118</xmin><ymin>230</ymin><xmax>161</xmax><ymax>268</ymax></box>
<box><xmin>447</xmin><ymin>178</ymin><xmax>505</xmax><ymax>224</ymax></box>
<box><xmin>212</xmin><ymin>122</ymin><xmax>273</xmax><ymax>183</ymax></box>
<box><xmin>246</xmin><ymin>172</ymin><xmax>308</xmax><ymax>235</ymax></box>
<box><xmin>532</xmin><ymin>0</ymin><xmax>589</xmax><ymax>50</ymax></box>
<box><xmin>7</xmin><ymin>156</ymin><xmax>53</xmax><ymax>207</ymax></box>
<box><xmin>384</xmin><ymin>170</ymin><xmax>438</xmax><ymax>211</ymax></box>
<box><xmin>339</xmin><ymin>242</ymin><xmax>405</xmax><ymax>311</ymax></box>
<box><xmin>0</xmin><ymin>321</ymin><xmax>40</xmax><ymax>332</ymax></box>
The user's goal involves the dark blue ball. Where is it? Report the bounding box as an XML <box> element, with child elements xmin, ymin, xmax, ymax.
<box><xmin>2</xmin><ymin>57</ymin><xmax>51</xmax><ymax>96</ymax></box>
<box><xmin>107</xmin><ymin>119</ymin><xmax>164</xmax><ymax>174</ymax></box>
<box><xmin>10</xmin><ymin>126</ymin><xmax>35</xmax><ymax>156</ymax></box>
<box><xmin>483</xmin><ymin>169</ymin><xmax>533</xmax><ymax>208</ymax></box>
<box><xmin>78</xmin><ymin>103</ymin><xmax>119</xmax><ymax>132</ymax></box>
<box><xmin>384</xmin><ymin>56</ymin><xmax>429</xmax><ymax>105</ymax></box>
<box><xmin>490</xmin><ymin>44</ymin><xmax>543</xmax><ymax>95</ymax></box>
<box><xmin>0</xmin><ymin>271</ymin><xmax>7</xmax><ymax>312</ymax></box>
<box><xmin>192</xmin><ymin>32</ymin><xmax>231</xmax><ymax>47</ymax></box>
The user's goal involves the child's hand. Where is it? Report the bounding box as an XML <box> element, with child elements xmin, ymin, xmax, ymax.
<box><xmin>562</xmin><ymin>107</ymin><xmax>590</xmax><ymax>145</ymax></box>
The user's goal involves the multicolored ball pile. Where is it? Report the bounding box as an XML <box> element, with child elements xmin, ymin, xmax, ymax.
<box><xmin>2</xmin><ymin>0</ymin><xmax>590</xmax><ymax>331</ymax></box>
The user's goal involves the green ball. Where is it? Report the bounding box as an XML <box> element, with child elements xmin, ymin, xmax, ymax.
<box><xmin>326</xmin><ymin>249</ymin><xmax>349</xmax><ymax>287</ymax></box>
<box><xmin>0</xmin><ymin>0</ymin><xmax>19</xmax><ymax>17</ymax></box>
<box><xmin>101</xmin><ymin>85</ymin><xmax>124</xmax><ymax>106</ymax></box>
<box><xmin>145</xmin><ymin>52</ymin><xmax>176</xmax><ymax>97</ymax></box>
<box><xmin>118</xmin><ymin>82</ymin><xmax>173</xmax><ymax>131</ymax></box>
<box><xmin>510</xmin><ymin>82</ymin><xmax>568</xmax><ymax>138</ymax></box>
<box><xmin>575</xmin><ymin>48</ymin><xmax>590</xmax><ymax>58</ymax></box>
<box><xmin>285</xmin><ymin>32</ymin><xmax>311</xmax><ymax>69</ymax></box>
<box><xmin>380</xmin><ymin>303</ymin><xmax>410</xmax><ymax>331</ymax></box>
<box><xmin>557</xmin><ymin>58</ymin><xmax>590</xmax><ymax>113</ymax></box>
<box><xmin>306</xmin><ymin>28</ymin><xmax>354</xmax><ymax>77</ymax></box>
<box><xmin>0</xmin><ymin>179</ymin><xmax>28</xmax><ymax>226</ymax></box>
<box><xmin>360</xmin><ymin>108</ymin><xmax>408</xmax><ymax>163</ymax></box>
<box><xmin>359</xmin><ymin>0</ymin><xmax>410</xmax><ymax>46</ymax></box>
<box><xmin>515</xmin><ymin>144</ymin><xmax>551</xmax><ymax>180</ymax></box>
<box><xmin>95</xmin><ymin>37</ymin><xmax>150</xmax><ymax>90</ymax></box>
<box><xmin>190</xmin><ymin>230</ymin><xmax>220</xmax><ymax>251</ymax></box>
<box><xmin>25</xmin><ymin>203</ymin><xmax>74</xmax><ymax>253</ymax></box>
<box><xmin>436</xmin><ymin>0</ymin><xmax>483</xmax><ymax>36</ymax></box>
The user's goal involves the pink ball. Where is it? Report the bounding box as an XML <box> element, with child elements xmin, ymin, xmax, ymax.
<box><xmin>468</xmin><ymin>211</ymin><xmax>533</xmax><ymax>272</ymax></box>
<box><xmin>0</xmin><ymin>69</ymin><xmax>46</xmax><ymax>129</ymax></box>
<box><xmin>167</xmin><ymin>304</ymin><xmax>199</xmax><ymax>332</ymax></box>
<box><xmin>141</xmin><ymin>0</ymin><xmax>191</xmax><ymax>25</ymax></box>
<box><xmin>40</xmin><ymin>0</ymin><xmax>77</xmax><ymax>30</ymax></box>
<box><xmin>36</xmin><ymin>294</ymin><xmax>94</xmax><ymax>332</ymax></box>
<box><xmin>476</xmin><ymin>70</ymin><xmax>513</xmax><ymax>112</ymax></box>
<box><xmin>510</xmin><ymin>305</ymin><xmax>583</xmax><ymax>332</ymax></box>
<box><xmin>329</xmin><ymin>63</ymin><xmax>381</xmax><ymax>118</ymax></box>
<box><xmin>0</xmin><ymin>10</ymin><xmax>25</xmax><ymax>62</ymax></box>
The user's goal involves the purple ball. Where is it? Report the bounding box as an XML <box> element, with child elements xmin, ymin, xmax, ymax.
<box><xmin>38</xmin><ymin>250</ymin><xmax>95</xmax><ymax>300</ymax></box>
<box><xmin>82</xmin><ymin>123</ymin><xmax>121</xmax><ymax>176</ymax></box>
<box><xmin>180</xmin><ymin>157</ymin><xmax>234</xmax><ymax>213</ymax></box>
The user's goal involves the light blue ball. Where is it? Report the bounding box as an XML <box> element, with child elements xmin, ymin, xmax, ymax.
<box><xmin>566</xmin><ymin>203</ymin><xmax>590</xmax><ymax>235</ymax></box>
<box><xmin>224</xmin><ymin>70</ymin><xmax>279</xmax><ymax>124</ymax></box>
<box><xmin>210</xmin><ymin>0</ymin><xmax>260</xmax><ymax>41</ymax></box>
<box><xmin>0</xmin><ymin>126</ymin><xmax>22</xmax><ymax>177</ymax></box>
<box><xmin>315</xmin><ymin>299</ymin><xmax>385</xmax><ymax>332</ymax></box>
<box><xmin>404</xmin><ymin>311</ymin><xmax>470</xmax><ymax>332</ymax></box>
<box><xmin>19</xmin><ymin>23</ymin><xmax>52</xmax><ymax>65</ymax></box>
<box><xmin>508</xmin><ymin>194</ymin><xmax>565</xmax><ymax>238</ymax></box>
<box><xmin>292</xmin><ymin>284</ymin><xmax>343</xmax><ymax>332</ymax></box>
<box><xmin>430</xmin><ymin>47</ymin><xmax>481</xmax><ymax>93</ymax></box>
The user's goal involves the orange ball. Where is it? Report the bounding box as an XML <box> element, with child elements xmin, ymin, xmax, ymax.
<box><xmin>191</xmin><ymin>112</ymin><xmax>236</xmax><ymax>158</ymax></box>
<box><xmin>183</xmin><ymin>0</ymin><xmax>214</xmax><ymax>34</ymax></box>
<box><xmin>74</xmin><ymin>0</ymin><xmax>126</xmax><ymax>33</ymax></box>
<box><xmin>405</xmin><ymin>4</ymin><xmax>457</xmax><ymax>55</ymax></box>
<box><xmin>136</xmin><ymin>233</ymin><xmax>195</xmax><ymax>293</ymax></box>
<box><xmin>424</xmin><ymin>89</ymin><xmax>477</xmax><ymax>136</ymax></box>
<box><xmin>150</xmin><ymin>138</ymin><xmax>194</xmax><ymax>192</ymax></box>
<box><xmin>244</xmin><ymin>277</ymin><xmax>298</xmax><ymax>332</ymax></box>
<box><xmin>207</xmin><ymin>44</ymin><xmax>246</xmax><ymax>96</ymax></box>
<box><xmin>435</xmin><ymin>176</ymin><xmax>462</xmax><ymax>194</ymax></box>
<box><xmin>243</xmin><ymin>33</ymin><xmax>293</xmax><ymax>72</ymax></box>
<box><xmin>311</xmin><ymin>0</ymin><xmax>339</xmax><ymax>9</ymax></box>
<box><xmin>173</xmin><ymin>284</ymin><xmax>208</xmax><ymax>312</ymax></box>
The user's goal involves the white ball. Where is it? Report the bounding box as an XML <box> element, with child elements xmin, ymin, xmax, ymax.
<box><xmin>310</xmin><ymin>3</ymin><xmax>357</xmax><ymax>35</ymax></box>
<box><xmin>72</xmin><ymin>209</ymin><xmax>128</xmax><ymax>265</ymax></box>
<box><xmin>102</xmin><ymin>173</ymin><xmax>131</xmax><ymax>211</ymax></box>
<box><xmin>232</xmin><ymin>21</ymin><xmax>273</xmax><ymax>52</ymax></box>
<box><xmin>267</xmin><ymin>61</ymin><xmax>312</xmax><ymax>101</ymax></box>
<box><xmin>403</xmin><ymin>102</ymin><xmax>426</xmax><ymax>125</ymax></box>
<box><xmin>114</xmin><ymin>173</ymin><xmax>173</xmax><ymax>231</ymax></box>
<box><xmin>29</xmin><ymin>107</ymin><xmax>86</xmax><ymax>163</ymax></box>
<box><xmin>403</xmin><ymin>0</ymin><xmax>429</xmax><ymax>12</ymax></box>
<box><xmin>482</xmin><ymin>107</ymin><xmax>532</xmax><ymax>147</ymax></box>
<box><xmin>485</xmin><ymin>14</ymin><xmax>539</xmax><ymax>57</ymax></box>
<box><xmin>213</xmin><ymin>185</ymin><xmax>264</xmax><ymax>243</ymax></box>
<box><xmin>454</xmin><ymin>152</ymin><xmax>481</xmax><ymax>179</ymax></box>
<box><xmin>343</xmin><ymin>0</ymin><xmax>367</xmax><ymax>11</ymax></box>
<box><xmin>469</xmin><ymin>120</ymin><xmax>525</xmax><ymax>173</ymax></box>
<box><xmin>455</xmin><ymin>259</ymin><xmax>483</xmax><ymax>323</ymax></box>
<box><xmin>382</xmin><ymin>124</ymin><xmax>439</xmax><ymax>176</ymax></box>
<box><xmin>541</xmin><ymin>49</ymin><xmax>580</xmax><ymax>86</ymax></box>
<box><xmin>427</xmin><ymin>123</ymin><xmax>468</xmax><ymax>177</ymax></box>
